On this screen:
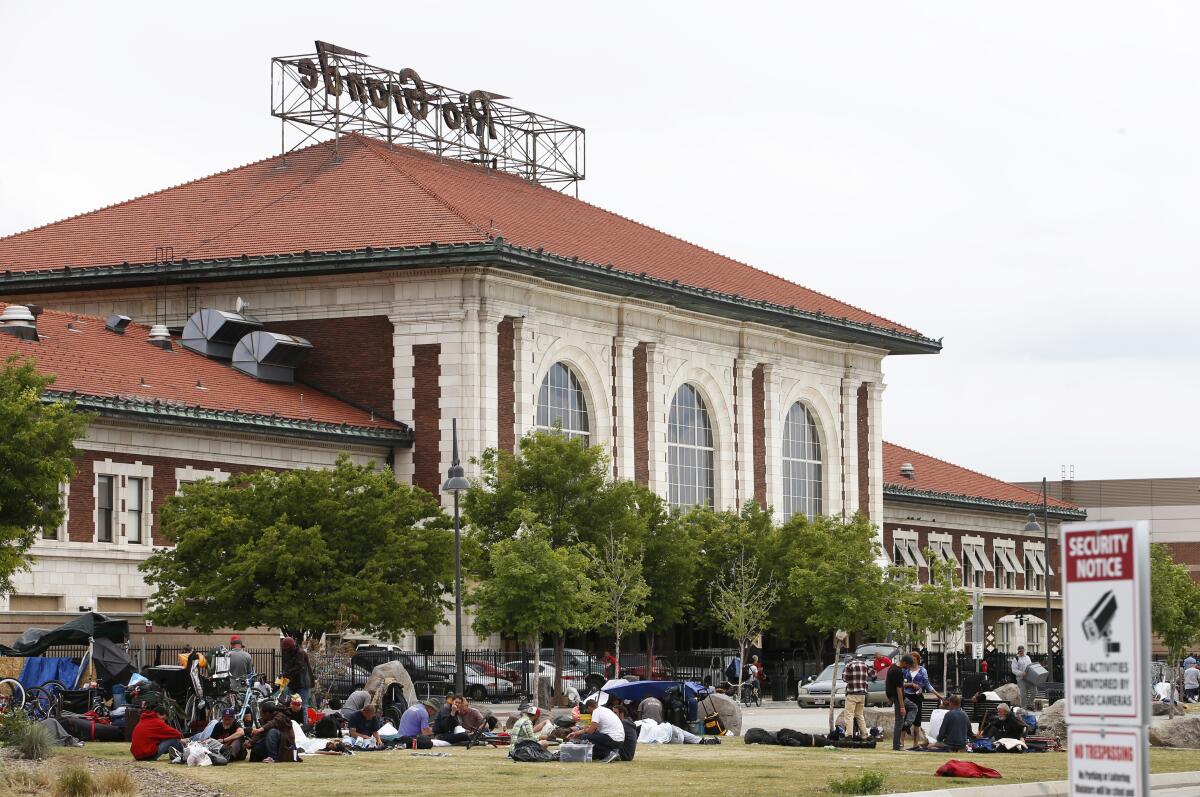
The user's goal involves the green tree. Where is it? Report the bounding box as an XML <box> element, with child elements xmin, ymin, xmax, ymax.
<box><xmin>469</xmin><ymin>516</ymin><xmax>594</xmax><ymax>694</ymax></box>
<box><xmin>0</xmin><ymin>355</ymin><xmax>89</xmax><ymax>594</ymax></box>
<box><xmin>709</xmin><ymin>547</ymin><xmax>778</xmax><ymax>701</ymax></box>
<box><xmin>141</xmin><ymin>455</ymin><xmax>453</xmax><ymax>640</ymax></box>
<box><xmin>1151</xmin><ymin>543</ymin><xmax>1200</xmax><ymax>717</ymax></box>
<box><xmin>680</xmin><ymin>503</ymin><xmax>772</xmax><ymax>630</ymax></box>
<box><xmin>908</xmin><ymin>553</ymin><xmax>972</xmax><ymax>690</ymax></box>
<box><xmin>585</xmin><ymin>531</ymin><xmax>652</xmax><ymax>662</ymax></box>
<box><xmin>630</xmin><ymin>486</ymin><xmax>700</xmax><ymax>665</ymax></box>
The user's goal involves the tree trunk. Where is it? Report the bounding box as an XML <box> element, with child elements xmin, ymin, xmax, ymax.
<box><xmin>737</xmin><ymin>641</ymin><xmax>746</xmax><ymax>703</ymax></box>
<box><xmin>614</xmin><ymin>623</ymin><xmax>622</xmax><ymax>671</ymax></box>
<box><xmin>532</xmin><ymin>634</ymin><xmax>542</xmax><ymax>703</ymax></box>
<box><xmin>553</xmin><ymin>633</ymin><xmax>564</xmax><ymax>705</ymax></box>
<box><xmin>646</xmin><ymin>629</ymin><xmax>656</xmax><ymax>680</ymax></box>
<box><xmin>943</xmin><ymin>631</ymin><xmax>950</xmax><ymax>696</ymax></box>
<box><xmin>828</xmin><ymin>631</ymin><xmax>843</xmax><ymax>733</ymax></box>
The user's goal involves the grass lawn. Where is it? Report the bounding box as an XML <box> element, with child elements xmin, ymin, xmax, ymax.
<box><xmin>52</xmin><ymin>741</ymin><xmax>1200</xmax><ymax>797</ymax></box>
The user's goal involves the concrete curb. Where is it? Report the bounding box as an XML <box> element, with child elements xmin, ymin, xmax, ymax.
<box><xmin>886</xmin><ymin>770</ymin><xmax>1200</xmax><ymax>797</ymax></box>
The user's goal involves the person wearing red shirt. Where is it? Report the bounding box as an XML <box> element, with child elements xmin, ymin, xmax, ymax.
<box><xmin>130</xmin><ymin>709</ymin><xmax>183</xmax><ymax>761</ymax></box>
<box><xmin>603</xmin><ymin>650</ymin><xmax>618</xmax><ymax>680</ymax></box>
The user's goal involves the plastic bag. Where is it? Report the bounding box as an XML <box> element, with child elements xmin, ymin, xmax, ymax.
<box><xmin>186</xmin><ymin>741</ymin><xmax>213</xmax><ymax>766</ymax></box>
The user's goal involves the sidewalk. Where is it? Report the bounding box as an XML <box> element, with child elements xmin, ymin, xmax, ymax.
<box><xmin>887</xmin><ymin>771</ymin><xmax>1200</xmax><ymax>797</ymax></box>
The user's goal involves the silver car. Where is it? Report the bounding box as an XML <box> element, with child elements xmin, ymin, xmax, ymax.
<box><xmin>796</xmin><ymin>664</ymin><xmax>890</xmax><ymax>708</ymax></box>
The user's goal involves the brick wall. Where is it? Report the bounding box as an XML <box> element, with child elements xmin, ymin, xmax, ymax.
<box><xmin>67</xmin><ymin>453</ymin><xmax>261</xmax><ymax>546</ymax></box>
<box><xmin>264</xmin><ymin>316</ymin><xmax>395</xmax><ymax>417</ymax></box>
<box><xmin>857</xmin><ymin>384</ymin><xmax>870</xmax><ymax>519</ymax></box>
<box><xmin>752</xmin><ymin>364</ymin><xmax>766</xmax><ymax>508</ymax></box>
<box><xmin>883</xmin><ymin>521</ymin><xmax>1061</xmax><ymax>593</ymax></box>
<box><xmin>412</xmin><ymin>343</ymin><xmax>442</xmax><ymax>496</ymax></box>
<box><xmin>633</xmin><ymin>342</ymin><xmax>649</xmax><ymax>486</ymax></box>
<box><xmin>497</xmin><ymin>318</ymin><xmax>515</xmax><ymax>454</ymax></box>
<box><xmin>1166</xmin><ymin>542</ymin><xmax>1200</xmax><ymax>580</ymax></box>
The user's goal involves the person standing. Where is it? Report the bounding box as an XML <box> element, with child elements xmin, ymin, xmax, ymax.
<box><xmin>886</xmin><ymin>655</ymin><xmax>911</xmax><ymax>751</ymax></box>
<box><xmin>1010</xmin><ymin>645</ymin><xmax>1033</xmax><ymax>710</ymax></box>
<box><xmin>841</xmin><ymin>657</ymin><xmax>870</xmax><ymax>739</ymax></box>
<box><xmin>602</xmin><ymin>650</ymin><xmax>619</xmax><ymax>680</ymax></box>
<box><xmin>227</xmin><ymin>636</ymin><xmax>254</xmax><ymax>681</ymax></box>
<box><xmin>280</xmin><ymin>636</ymin><xmax>315</xmax><ymax>712</ymax></box>
<box><xmin>904</xmin><ymin>651</ymin><xmax>942</xmax><ymax>748</ymax></box>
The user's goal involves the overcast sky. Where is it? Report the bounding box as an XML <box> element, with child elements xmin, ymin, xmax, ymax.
<box><xmin>2</xmin><ymin>2</ymin><xmax>1195</xmax><ymax>483</ymax></box>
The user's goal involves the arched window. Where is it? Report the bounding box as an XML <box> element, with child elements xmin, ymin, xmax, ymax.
<box><xmin>535</xmin><ymin>362</ymin><xmax>590</xmax><ymax>442</ymax></box>
<box><xmin>667</xmin><ymin>384</ymin><xmax>715</xmax><ymax>509</ymax></box>
<box><xmin>782</xmin><ymin>402</ymin><xmax>822</xmax><ymax>520</ymax></box>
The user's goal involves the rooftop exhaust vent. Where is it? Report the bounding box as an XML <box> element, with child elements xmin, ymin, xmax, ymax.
<box><xmin>148</xmin><ymin>324</ymin><xmax>173</xmax><ymax>351</ymax></box>
<box><xmin>0</xmin><ymin>305</ymin><xmax>38</xmax><ymax>341</ymax></box>
<box><xmin>899</xmin><ymin>462</ymin><xmax>915</xmax><ymax>479</ymax></box>
<box><xmin>231</xmin><ymin>331</ymin><xmax>313</xmax><ymax>384</ymax></box>
<box><xmin>105</xmin><ymin>314</ymin><xmax>132</xmax><ymax>334</ymax></box>
<box><xmin>180</xmin><ymin>308</ymin><xmax>263</xmax><ymax>360</ymax></box>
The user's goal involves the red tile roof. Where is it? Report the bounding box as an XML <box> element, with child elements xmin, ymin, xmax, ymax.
<box><xmin>883</xmin><ymin>441</ymin><xmax>1081</xmax><ymax>513</ymax></box>
<box><xmin>0</xmin><ymin>304</ymin><xmax>404</xmax><ymax>440</ymax></box>
<box><xmin>0</xmin><ymin>135</ymin><xmax>921</xmax><ymax>337</ymax></box>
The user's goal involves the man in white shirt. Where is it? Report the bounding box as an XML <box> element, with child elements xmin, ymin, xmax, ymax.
<box><xmin>567</xmin><ymin>697</ymin><xmax>625</xmax><ymax>762</ymax></box>
<box><xmin>1010</xmin><ymin>646</ymin><xmax>1034</xmax><ymax>710</ymax></box>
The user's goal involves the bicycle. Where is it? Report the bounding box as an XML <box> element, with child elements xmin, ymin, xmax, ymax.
<box><xmin>0</xmin><ymin>678</ymin><xmax>26</xmax><ymax>716</ymax></box>
<box><xmin>24</xmin><ymin>679</ymin><xmax>66</xmax><ymax>721</ymax></box>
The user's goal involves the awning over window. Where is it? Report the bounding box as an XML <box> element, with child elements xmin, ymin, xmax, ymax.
<box><xmin>1033</xmin><ymin>549</ymin><xmax>1053</xmax><ymax>576</ymax></box>
<box><xmin>906</xmin><ymin>539</ymin><xmax>927</xmax><ymax>569</ymax></box>
<box><xmin>1025</xmin><ymin>548</ymin><xmax>1045</xmax><ymax>577</ymax></box>
<box><xmin>999</xmin><ymin>546</ymin><xmax>1022</xmax><ymax>574</ymax></box>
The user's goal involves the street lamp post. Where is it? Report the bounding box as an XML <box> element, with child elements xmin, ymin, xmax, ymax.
<box><xmin>1023</xmin><ymin>476</ymin><xmax>1054</xmax><ymax>683</ymax></box>
<box><xmin>443</xmin><ymin>419</ymin><xmax>471</xmax><ymax>699</ymax></box>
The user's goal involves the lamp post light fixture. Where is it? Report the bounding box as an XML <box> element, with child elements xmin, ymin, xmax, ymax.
<box><xmin>442</xmin><ymin>418</ymin><xmax>471</xmax><ymax>699</ymax></box>
<box><xmin>1023</xmin><ymin>476</ymin><xmax>1053</xmax><ymax>683</ymax></box>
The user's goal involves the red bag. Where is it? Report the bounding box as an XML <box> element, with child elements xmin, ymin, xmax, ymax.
<box><xmin>307</xmin><ymin>707</ymin><xmax>322</xmax><ymax>725</ymax></box>
<box><xmin>936</xmin><ymin>760</ymin><xmax>1002</xmax><ymax>779</ymax></box>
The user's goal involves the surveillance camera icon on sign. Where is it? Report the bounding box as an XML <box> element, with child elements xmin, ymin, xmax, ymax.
<box><xmin>1082</xmin><ymin>590</ymin><xmax>1120</xmax><ymax>655</ymax></box>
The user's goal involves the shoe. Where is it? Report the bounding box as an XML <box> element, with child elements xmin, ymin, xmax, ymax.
<box><xmin>601</xmin><ymin>751</ymin><xmax>620</xmax><ymax>763</ymax></box>
<box><xmin>168</xmin><ymin>748</ymin><xmax>183</xmax><ymax>764</ymax></box>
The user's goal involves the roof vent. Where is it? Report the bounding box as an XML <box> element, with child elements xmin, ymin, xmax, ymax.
<box><xmin>231</xmin><ymin>331</ymin><xmax>313</xmax><ymax>384</ymax></box>
<box><xmin>900</xmin><ymin>462</ymin><xmax>915</xmax><ymax>479</ymax></box>
<box><xmin>105</xmin><ymin>314</ymin><xmax>132</xmax><ymax>335</ymax></box>
<box><xmin>180</xmin><ymin>308</ymin><xmax>262</xmax><ymax>360</ymax></box>
<box><xmin>0</xmin><ymin>305</ymin><xmax>38</xmax><ymax>341</ymax></box>
<box><xmin>148</xmin><ymin>324</ymin><xmax>173</xmax><ymax>351</ymax></box>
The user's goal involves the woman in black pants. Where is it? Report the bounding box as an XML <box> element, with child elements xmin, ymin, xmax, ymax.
<box><xmin>903</xmin><ymin>651</ymin><xmax>942</xmax><ymax>749</ymax></box>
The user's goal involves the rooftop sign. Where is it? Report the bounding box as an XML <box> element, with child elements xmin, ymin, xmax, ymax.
<box><xmin>271</xmin><ymin>41</ymin><xmax>585</xmax><ymax>192</ymax></box>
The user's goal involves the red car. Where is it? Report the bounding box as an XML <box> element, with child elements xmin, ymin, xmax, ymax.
<box><xmin>467</xmin><ymin>660</ymin><xmax>519</xmax><ymax>683</ymax></box>
<box><xmin>619</xmin><ymin>656</ymin><xmax>674</xmax><ymax>680</ymax></box>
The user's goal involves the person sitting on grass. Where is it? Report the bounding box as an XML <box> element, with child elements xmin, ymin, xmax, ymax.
<box><xmin>130</xmin><ymin>703</ymin><xmax>184</xmax><ymax>761</ymax></box>
<box><xmin>510</xmin><ymin>701</ymin><xmax>550</xmax><ymax>751</ymax></box>
<box><xmin>397</xmin><ymin>700</ymin><xmax>437</xmax><ymax>749</ymax></box>
<box><xmin>978</xmin><ymin>703</ymin><xmax>1026</xmax><ymax>741</ymax></box>
<box><xmin>612</xmin><ymin>703</ymin><xmax>638</xmax><ymax>762</ymax></box>
<box><xmin>566</xmin><ymin>697</ymin><xmax>624</xmax><ymax>763</ymax></box>
<box><xmin>283</xmin><ymin>693</ymin><xmax>309</xmax><ymax>730</ymax></box>
<box><xmin>337</xmin><ymin>687</ymin><xmax>374</xmax><ymax>722</ymax></box>
<box><xmin>926</xmin><ymin>695</ymin><xmax>970</xmax><ymax>752</ymax></box>
<box><xmin>247</xmin><ymin>701</ymin><xmax>299</xmax><ymax>763</ymax></box>
<box><xmin>453</xmin><ymin>696</ymin><xmax>486</xmax><ymax>734</ymax></box>
<box><xmin>433</xmin><ymin>693</ymin><xmax>458</xmax><ymax>736</ymax></box>
<box><xmin>209</xmin><ymin>707</ymin><xmax>247</xmax><ymax>761</ymax></box>
<box><xmin>348</xmin><ymin>704</ymin><xmax>385</xmax><ymax>749</ymax></box>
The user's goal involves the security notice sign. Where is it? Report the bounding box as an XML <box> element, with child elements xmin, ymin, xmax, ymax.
<box><xmin>1068</xmin><ymin>726</ymin><xmax>1148</xmax><ymax>797</ymax></box>
<box><xmin>1061</xmin><ymin>521</ymin><xmax>1151</xmax><ymax>725</ymax></box>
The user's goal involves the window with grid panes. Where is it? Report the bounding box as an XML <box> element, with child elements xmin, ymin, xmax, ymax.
<box><xmin>781</xmin><ymin>402</ymin><xmax>822</xmax><ymax>520</ymax></box>
<box><xmin>667</xmin><ymin>384</ymin><xmax>714</xmax><ymax>509</ymax></box>
<box><xmin>96</xmin><ymin>475</ymin><xmax>115</xmax><ymax>543</ymax></box>
<box><xmin>535</xmin><ymin>362</ymin><xmax>590</xmax><ymax>442</ymax></box>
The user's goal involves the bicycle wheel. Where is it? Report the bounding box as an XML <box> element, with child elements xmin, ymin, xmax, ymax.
<box><xmin>0</xmin><ymin>678</ymin><xmax>25</xmax><ymax>715</ymax></box>
<box><xmin>24</xmin><ymin>687</ymin><xmax>56</xmax><ymax>720</ymax></box>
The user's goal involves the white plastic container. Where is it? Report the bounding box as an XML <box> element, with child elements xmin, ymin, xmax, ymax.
<box><xmin>558</xmin><ymin>742</ymin><xmax>592</xmax><ymax>763</ymax></box>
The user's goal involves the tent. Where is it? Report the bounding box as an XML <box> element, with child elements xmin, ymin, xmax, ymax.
<box><xmin>602</xmin><ymin>680</ymin><xmax>709</xmax><ymax>721</ymax></box>
<box><xmin>0</xmin><ymin>612</ymin><xmax>129</xmax><ymax>657</ymax></box>
<box><xmin>91</xmin><ymin>638</ymin><xmax>134</xmax><ymax>685</ymax></box>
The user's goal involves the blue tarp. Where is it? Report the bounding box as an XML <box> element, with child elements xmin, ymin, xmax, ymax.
<box><xmin>18</xmin><ymin>657</ymin><xmax>80</xmax><ymax>690</ymax></box>
<box><xmin>601</xmin><ymin>680</ymin><xmax>709</xmax><ymax>721</ymax></box>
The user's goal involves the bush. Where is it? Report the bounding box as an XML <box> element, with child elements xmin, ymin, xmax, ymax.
<box><xmin>94</xmin><ymin>769</ymin><xmax>137</xmax><ymax>796</ymax></box>
<box><xmin>828</xmin><ymin>770</ymin><xmax>887</xmax><ymax>795</ymax></box>
<box><xmin>15</xmin><ymin>721</ymin><xmax>53</xmax><ymax>760</ymax></box>
<box><xmin>0</xmin><ymin>709</ymin><xmax>31</xmax><ymax>746</ymax></box>
<box><xmin>52</xmin><ymin>767</ymin><xmax>95</xmax><ymax>797</ymax></box>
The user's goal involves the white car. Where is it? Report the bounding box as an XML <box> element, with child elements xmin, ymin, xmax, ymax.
<box><xmin>504</xmin><ymin>660</ymin><xmax>586</xmax><ymax>699</ymax></box>
<box><xmin>429</xmin><ymin>663</ymin><xmax>515</xmax><ymax>701</ymax></box>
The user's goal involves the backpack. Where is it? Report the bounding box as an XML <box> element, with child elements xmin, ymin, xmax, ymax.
<box><xmin>509</xmin><ymin>739</ymin><xmax>554</xmax><ymax>762</ymax></box>
<box><xmin>313</xmin><ymin>716</ymin><xmax>339</xmax><ymax>739</ymax></box>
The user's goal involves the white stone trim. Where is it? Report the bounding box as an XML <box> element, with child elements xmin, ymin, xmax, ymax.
<box><xmin>664</xmin><ymin>363</ymin><xmax>737</xmax><ymax>510</ymax></box>
<box><xmin>775</xmin><ymin>381</ymin><xmax>842</xmax><ymax>521</ymax></box>
<box><xmin>91</xmin><ymin>459</ymin><xmax>154</xmax><ymax>548</ymax></box>
<box><xmin>175</xmin><ymin>466</ymin><xmax>230</xmax><ymax>493</ymax></box>
<box><xmin>530</xmin><ymin>341</ymin><xmax>614</xmax><ymax>451</ymax></box>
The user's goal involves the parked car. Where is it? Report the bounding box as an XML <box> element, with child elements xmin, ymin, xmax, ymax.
<box><xmin>538</xmin><ymin>648</ymin><xmax>605</xmax><ymax>676</ymax></box>
<box><xmin>796</xmin><ymin>663</ymin><xmax>891</xmax><ymax>708</ymax></box>
<box><xmin>428</xmin><ymin>663</ymin><xmax>515</xmax><ymax>701</ymax></box>
<box><xmin>353</xmin><ymin>645</ymin><xmax>451</xmax><ymax>686</ymax></box>
<box><xmin>503</xmin><ymin>660</ymin><xmax>587</xmax><ymax>693</ymax></box>
<box><xmin>619</xmin><ymin>654</ymin><xmax>674</xmax><ymax>680</ymax></box>
<box><xmin>467</xmin><ymin>659</ymin><xmax>520</xmax><ymax>683</ymax></box>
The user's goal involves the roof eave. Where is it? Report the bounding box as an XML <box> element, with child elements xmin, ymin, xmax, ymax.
<box><xmin>0</xmin><ymin>242</ymin><xmax>942</xmax><ymax>355</ymax></box>
<box><xmin>45</xmin><ymin>392</ymin><xmax>412</xmax><ymax>448</ymax></box>
<box><xmin>884</xmin><ymin>484</ymin><xmax>1087</xmax><ymax>521</ymax></box>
